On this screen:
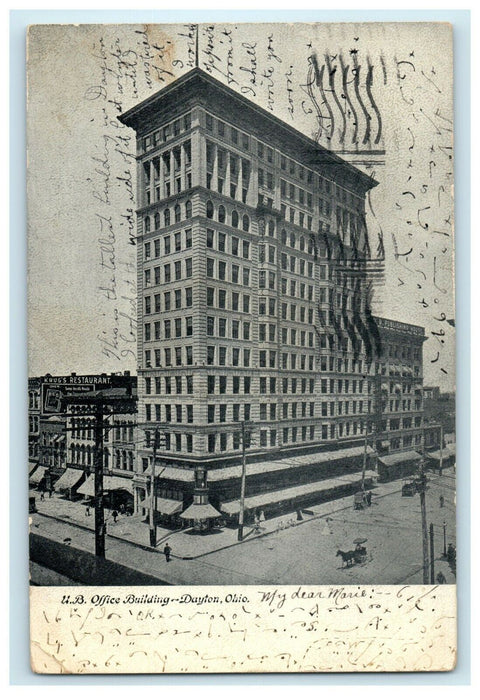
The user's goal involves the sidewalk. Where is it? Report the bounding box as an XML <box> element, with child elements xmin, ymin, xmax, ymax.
<box><xmin>30</xmin><ymin>474</ymin><xmax>420</xmax><ymax>560</ymax></box>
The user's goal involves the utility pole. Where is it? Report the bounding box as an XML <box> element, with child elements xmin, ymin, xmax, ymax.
<box><xmin>94</xmin><ymin>402</ymin><xmax>105</xmax><ymax>558</ymax></box>
<box><xmin>419</xmin><ymin>427</ymin><xmax>429</xmax><ymax>583</ymax></box>
<box><xmin>149</xmin><ymin>428</ymin><xmax>160</xmax><ymax>547</ymax></box>
<box><xmin>429</xmin><ymin>522</ymin><xmax>435</xmax><ymax>584</ymax></box>
<box><xmin>361</xmin><ymin>429</ymin><xmax>368</xmax><ymax>493</ymax></box>
<box><xmin>237</xmin><ymin>421</ymin><xmax>248</xmax><ymax>542</ymax></box>
<box><xmin>443</xmin><ymin>520</ymin><xmax>447</xmax><ymax>557</ymax></box>
<box><xmin>439</xmin><ymin>424</ymin><xmax>444</xmax><ymax>476</ymax></box>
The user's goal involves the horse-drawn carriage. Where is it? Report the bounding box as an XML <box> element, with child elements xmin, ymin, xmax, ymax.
<box><xmin>337</xmin><ymin>538</ymin><xmax>368</xmax><ymax>566</ymax></box>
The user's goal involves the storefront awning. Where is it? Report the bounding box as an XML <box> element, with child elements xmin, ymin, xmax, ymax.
<box><xmin>208</xmin><ymin>445</ymin><xmax>374</xmax><ymax>483</ymax></box>
<box><xmin>77</xmin><ymin>474</ymin><xmax>134</xmax><ymax>497</ymax></box>
<box><xmin>180</xmin><ymin>503</ymin><xmax>221</xmax><ymax>520</ymax></box>
<box><xmin>142</xmin><ymin>465</ymin><xmax>195</xmax><ymax>482</ymax></box>
<box><xmin>54</xmin><ymin>467</ymin><xmax>84</xmax><ymax>491</ymax></box>
<box><xmin>155</xmin><ymin>498</ymin><xmax>183</xmax><ymax>516</ymax></box>
<box><xmin>220</xmin><ymin>469</ymin><xmax>377</xmax><ymax>515</ymax></box>
<box><xmin>427</xmin><ymin>445</ymin><xmax>456</xmax><ymax>461</ymax></box>
<box><xmin>29</xmin><ymin>465</ymin><xmax>46</xmax><ymax>485</ymax></box>
<box><xmin>378</xmin><ymin>450</ymin><xmax>421</xmax><ymax>467</ymax></box>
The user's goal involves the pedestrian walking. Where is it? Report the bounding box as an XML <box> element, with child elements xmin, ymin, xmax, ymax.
<box><xmin>163</xmin><ymin>543</ymin><xmax>172</xmax><ymax>562</ymax></box>
<box><xmin>40</xmin><ymin>490</ymin><xmax>45</xmax><ymax>502</ymax></box>
<box><xmin>436</xmin><ymin>571</ymin><xmax>447</xmax><ymax>584</ymax></box>
<box><xmin>366</xmin><ymin>491</ymin><xmax>372</xmax><ymax>506</ymax></box>
<box><xmin>48</xmin><ymin>487</ymin><xmax>53</xmax><ymax>499</ymax></box>
<box><xmin>85</xmin><ymin>505</ymin><xmax>90</xmax><ymax>517</ymax></box>
<box><xmin>439</xmin><ymin>495</ymin><xmax>445</xmax><ymax>508</ymax></box>
<box><xmin>112</xmin><ymin>509</ymin><xmax>118</xmax><ymax>523</ymax></box>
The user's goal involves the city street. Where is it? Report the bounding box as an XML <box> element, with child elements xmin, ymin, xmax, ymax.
<box><xmin>30</xmin><ymin>468</ymin><xmax>456</xmax><ymax>586</ymax></box>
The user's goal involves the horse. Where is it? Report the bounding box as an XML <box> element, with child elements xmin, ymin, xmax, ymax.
<box><xmin>336</xmin><ymin>549</ymin><xmax>356</xmax><ymax>567</ymax></box>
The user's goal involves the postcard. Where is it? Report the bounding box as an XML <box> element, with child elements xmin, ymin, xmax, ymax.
<box><xmin>27</xmin><ymin>22</ymin><xmax>456</xmax><ymax>673</ymax></box>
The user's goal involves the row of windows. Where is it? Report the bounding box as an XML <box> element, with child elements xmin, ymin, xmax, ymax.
<box><xmin>206</xmin><ymin>316</ymin><xmax>251</xmax><ymax>340</ymax></box>
<box><xmin>144</xmin><ymin>346</ymin><xmax>194</xmax><ymax>368</ymax></box>
<box><xmin>205</xmin><ymin>201</ymin><xmax>251</xmax><ymax>232</ymax></box>
<box><xmin>144</xmin><ymin>317</ymin><xmax>193</xmax><ymax>341</ymax></box>
<box><xmin>144</xmin><ymin>229</ymin><xmax>192</xmax><ymax>259</ymax></box>
<box><xmin>142</xmin><ymin>113</ymin><xmax>191</xmax><ymax>152</ymax></box>
<box><xmin>206</xmin><ymin>174</ymin><xmax>248</xmax><ymax>202</ymax></box>
<box><xmin>206</xmin><ymin>259</ymin><xmax>251</xmax><ymax>283</ymax></box>
<box><xmin>205</xmin><ymin>113</ymin><xmax>253</xmax><ymax>154</ymax></box>
<box><xmin>207</xmin><ymin>287</ymin><xmax>251</xmax><ymax>313</ymax></box>
<box><xmin>145</xmin><ymin>431</ymin><xmax>194</xmax><ymax>453</ymax></box>
<box><xmin>144</xmin><ymin>202</ymin><xmax>192</xmax><ymax>233</ymax></box>
<box><xmin>144</xmin><ymin>287</ymin><xmax>193</xmax><ymax>314</ymax></box>
<box><xmin>206</xmin><ymin>228</ymin><xmax>251</xmax><ymax>256</ymax></box>
<box><xmin>206</xmin><ymin>346</ymin><xmax>252</xmax><ymax>368</ymax></box>
<box><xmin>144</xmin><ymin>258</ymin><xmax>192</xmax><ymax>287</ymax></box>
<box><xmin>145</xmin><ymin>404</ymin><xmax>194</xmax><ymax>424</ymax></box>
<box><xmin>258</xmin><ymin>402</ymin><xmax>317</xmax><ymax>420</ymax></box>
<box><xmin>280</xmin><ymin>180</ymin><xmax>315</xmax><ymax>210</ymax></box>
<box><xmin>144</xmin><ymin>376</ymin><xmax>194</xmax><ymax>395</ymax></box>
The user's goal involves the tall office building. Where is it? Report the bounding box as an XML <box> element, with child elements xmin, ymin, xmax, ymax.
<box><xmin>119</xmin><ymin>68</ymin><xmax>424</xmax><ymax>525</ymax></box>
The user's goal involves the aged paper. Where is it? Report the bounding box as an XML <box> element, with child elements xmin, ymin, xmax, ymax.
<box><xmin>27</xmin><ymin>22</ymin><xmax>456</xmax><ymax>673</ymax></box>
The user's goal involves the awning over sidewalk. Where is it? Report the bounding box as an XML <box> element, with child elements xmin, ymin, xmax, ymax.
<box><xmin>142</xmin><ymin>465</ymin><xmax>195</xmax><ymax>482</ymax></box>
<box><xmin>427</xmin><ymin>445</ymin><xmax>456</xmax><ymax>460</ymax></box>
<box><xmin>155</xmin><ymin>498</ymin><xmax>183</xmax><ymax>516</ymax></box>
<box><xmin>220</xmin><ymin>469</ymin><xmax>377</xmax><ymax>515</ymax></box>
<box><xmin>180</xmin><ymin>503</ymin><xmax>221</xmax><ymax>520</ymax></box>
<box><xmin>29</xmin><ymin>466</ymin><xmax>46</xmax><ymax>485</ymax></box>
<box><xmin>54</xmin><ymin>468</ymin><xmax>84</xmax><ymax>491</ymax></box>
<box><xmin>77</xmin><ymin>474</ymin><xmax>134</xmax><ymax>497</ymax></box>
<box><xmin>208</xmin><ymin>445</ymin><xmax>374</xmax><ymax>483</ymax></box>
<box><xmin>377</xmin><ymin>451</ymin><xmax>421</xmax><ymax>467</ymax></box>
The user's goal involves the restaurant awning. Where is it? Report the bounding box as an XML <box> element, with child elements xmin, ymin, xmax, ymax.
<box><xmin>29</xmin><ymin>466</ymin><xmax>47</xmax><ymax>485</ymax></box>
<box><xmin>220</xmin><ymin>469</ymin><xmax>377</xmax><ymax>515</ymax></box>
<box><xmin>155</xmin><ymin>498</ymin><xmax>183</xmax><ymax>516</ymax></box>
<box><xmin>180</xmin><ymin>503</ymin><xmax>221</xmax><ymax>520</ymax></box>
<box><xmin>77</xmin><ymin>474</ymin><xmax>134</xmax><ymax>497</ymax></box>
<box><xmin>378</xmin><ymin>450</ymin><xmax>421</xmax><ymax>467</ymax></box>
<box><xmin>54</xmin><ymin>467</ymin><xmax>84</xmax><ymax>491</ymax></box>
<box><xmin>208</xmin><ymin>445</ymin><xmax>374</xmax><ymax>483</ymax></box>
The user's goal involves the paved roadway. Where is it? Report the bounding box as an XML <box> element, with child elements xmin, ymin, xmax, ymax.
<box><xmin>30</xmin><ymin>470</ymin><xmax>456</xmax><ymax>586</ymax></box>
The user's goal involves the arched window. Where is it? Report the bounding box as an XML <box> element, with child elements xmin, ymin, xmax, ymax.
<box><xmin>86</xmin><ymin>445</ymin><xmax>92</xmax><ymax>466</ymax></box>
<box><xmin>268</xmin><ymin>219</ymin><xmax>275</xmax><ymax>236</ymax></box>
<box><xmin>300</xmin><ymin>236</ymin><xmax>305</xmax><ymax>251</ymax></box>
<box><xmin>164</xmin><ymin>208</ymin><xmax>170</xmax><ymax>226</ymax></box>
<box><xmin>128</xmin><ymin>452</ymin><xmax>134</xmax><ymax>471</ymax></box>
<box><xmin>154</xmin><ymin>212</ymin><xmax>160</xmax><ymax>230</ymax></box>
<box><xmin>144</xmin><ymin>216</ymin><xmax>151</xmax><ymax>233</ymax></box>
<box><xmin>185</xmin><ymin>200</ymin><xmax>192</xmax><ymax>218</ymax></box>
<box><xmin>242</xmin><ymin>214</ymin><xmax>250</xmax><ymax>232</ymax></box>
<box><xmin>174</xmin><ymin>204</ymin><xmax>181</xmax><ymax>223</ymax></box>
<box><xmin>231</xmin><ymin>210</ymin><xmax>239</xmax><ymax>228</ymax></box>
<box><xmin>290</xmin><ymin>232</ymin><xmax>295</xmax><ymax>248</ymax></box>
<box><xmin>206</xmin><ymin>200</ymin><xmax>214</xmax><ymax>219</ymax></box>
<box><xmin>281</xmin><ymin>229</ymin><xmax>287</xmax><ymax>245</ymax></box>
<box><xmin>218</xmin><ymin>205</ymin><xmax>226</xmax><ymax>223</ymax></box>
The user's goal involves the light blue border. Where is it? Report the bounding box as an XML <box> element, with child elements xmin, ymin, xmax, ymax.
<box><xmin>10</xmin><ymin>8</ymin><xmax>470</xmax><ymax>685</ymax></box>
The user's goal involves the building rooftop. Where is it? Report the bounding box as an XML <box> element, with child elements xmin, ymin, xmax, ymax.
<box><xmin>119</xmin><ymin>68</ymin><xmax>377</xmax><ymax>194</ymax></box>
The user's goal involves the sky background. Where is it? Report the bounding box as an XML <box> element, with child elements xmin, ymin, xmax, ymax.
<box><xmin>27</xmin><ymin>22</ymin><xmax>455</xmax><ymax>391</ymax></box>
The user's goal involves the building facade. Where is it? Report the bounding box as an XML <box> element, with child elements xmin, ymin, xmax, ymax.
<box><xmin>119</xmin><ymin>68</ymin><xmax>427</xmax><ymax>525</ymax></box>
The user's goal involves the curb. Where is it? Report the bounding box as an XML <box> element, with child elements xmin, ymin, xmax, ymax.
<box><xmin>32</xmin><ymin>481</ymin><xmax>411</xmax><ymax>561</ymax></box>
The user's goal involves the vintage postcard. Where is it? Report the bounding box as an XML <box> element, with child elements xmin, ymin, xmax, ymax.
<box><xmin>27</xmin><ymin>22</ymin><xmax>456</xmax><ymax>673</ymax></box>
